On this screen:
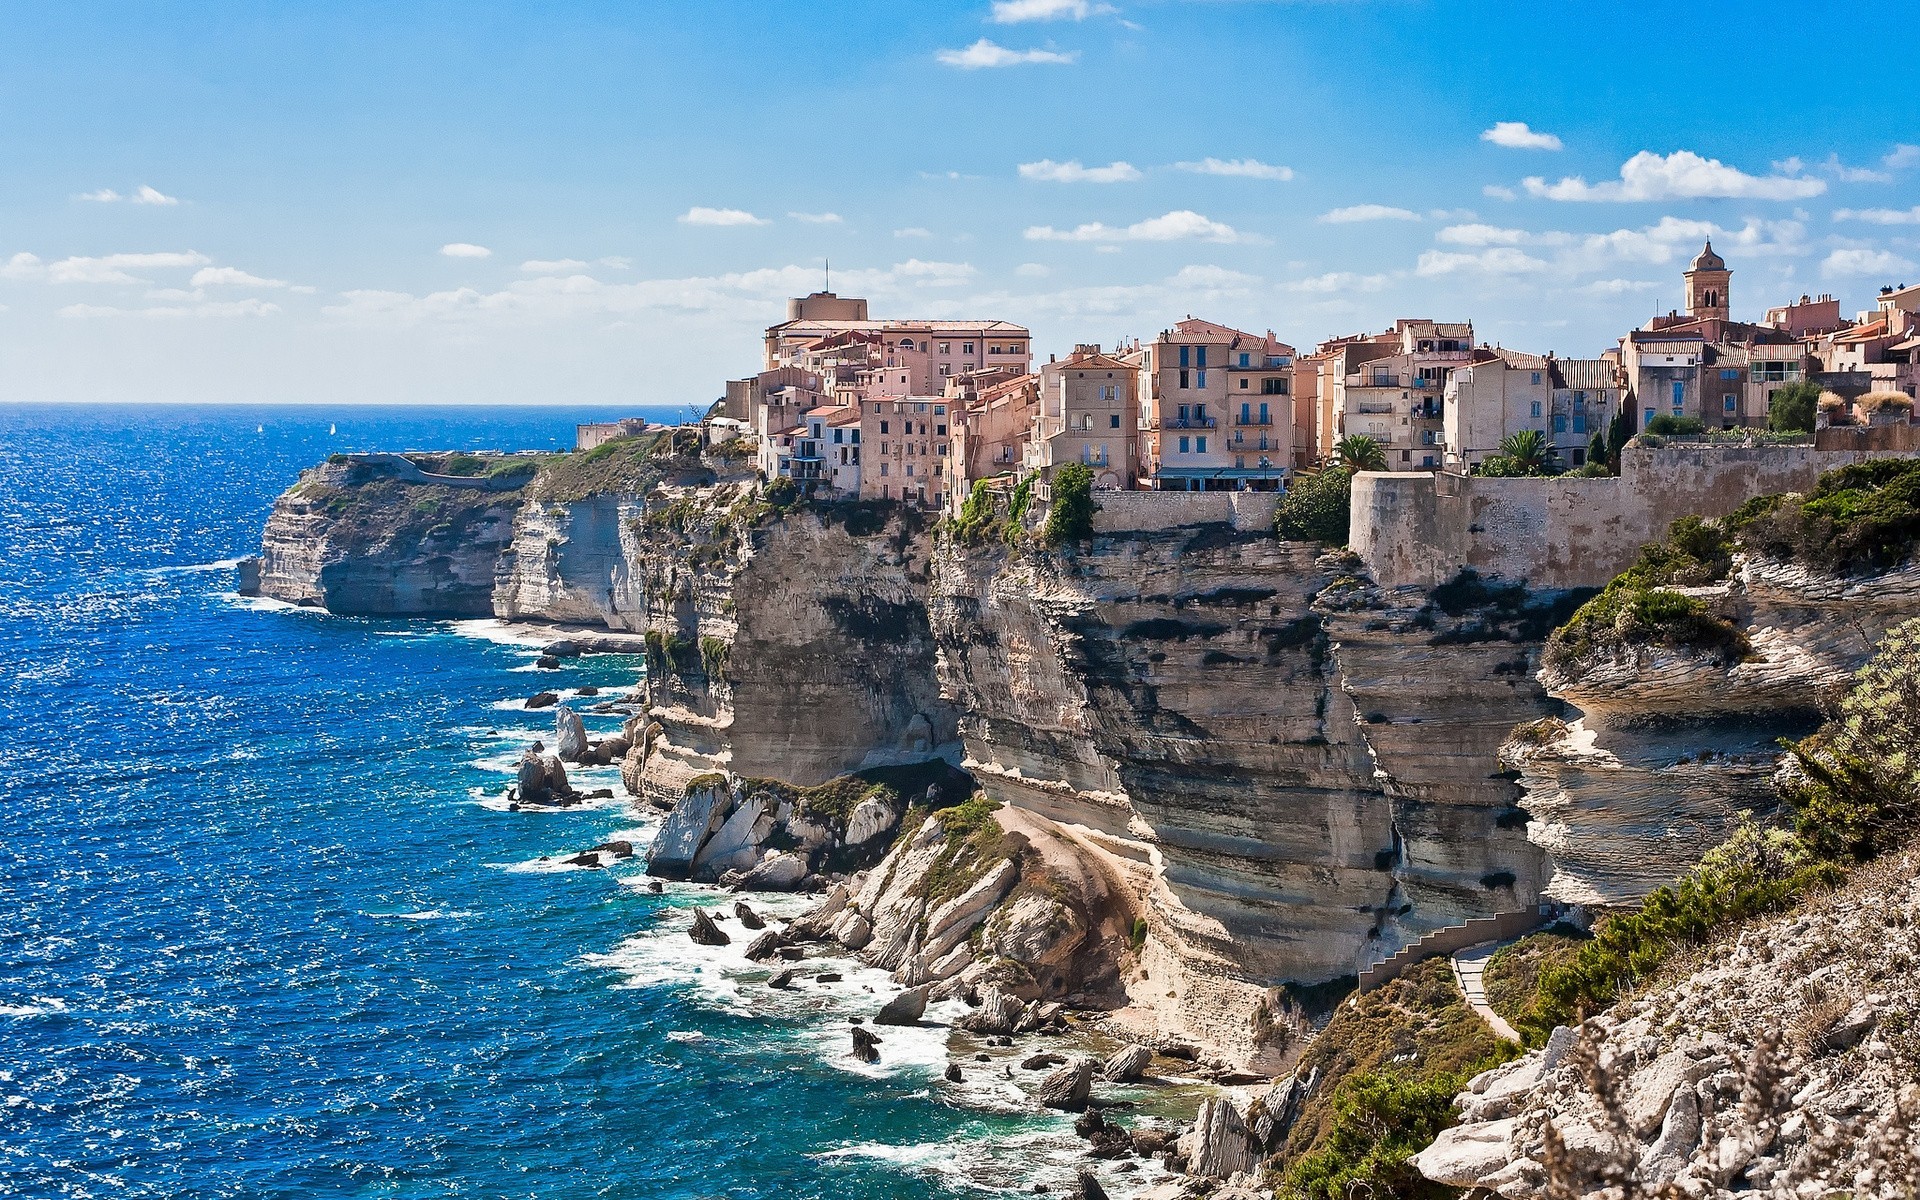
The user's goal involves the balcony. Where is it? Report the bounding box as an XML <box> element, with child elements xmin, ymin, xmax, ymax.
<box><xmin>1149</xmin><ymin>416</ymin><xmax>1218</xmax><ymax>429</ymax></box>
<box><xmin>1348</xmin><ymin>373</ymin><xmax>1405</xmax><ymax>389</ymax></box>
<box><xmin>1233</xmin><ymin>414</ymin><xmax>1275</xmax><ymax>427</ymax></box>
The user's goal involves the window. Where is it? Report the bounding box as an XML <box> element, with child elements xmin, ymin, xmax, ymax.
<box><xmin>1177</xmin><ymin>404</ymin><xmax>1190</xmax><ymax>421</ymax></box>
<box><xmin>1721</xmin><ymin>368</ymin><xmax>1740</xmax><ymax>381</ymax></box>
<box><xmin>938</xmin><ymin>443</ymin><xmax>948</xmax><ymax>456</ymax></box>
<box><xmin>1573</xmin><ymin>415</ymin><xmax>1587</xmax><ymax>434</ymax></box>
<box><xmin>1179</xmin><ymin>370</ymin><xmax>1189</xmax><ymax>389</ymax></box>
<box><xmin>1239</xmin><ymin>378</ymin><xmax>1249</xmax><ymax>389</ymax></box>
<box><xmin>1196</xmin><ymin>436</ymin><xmax>1208</xmax><ymax>453</ymax></box>
<box><xmin>1724</xmin><ymin>395</ymin><xmax>1737</xmax><ymax>411</ymax></box>
<box><xmin>936</xmin><ymin>424</ymin><xmax>946</xmax><ymax>436</ymax></box>
<box><xmin>1552</xmin><ymin>414</ymin><xmax>1567</xmax><ymax>433</ymax></box>
<box><xmin>880</xmin><ymin>463</ymin><xmax>889</xmax><ymax>477</ymax></box>
<box><xmin>939</xmin><ymin>364</ymin><xmax>951</xmax><ymax>377</ymax></box>
<box><xmin>962</xmin><ymin>342</ymin><xmax>973</xmax><ymax>355</ymax></box>
<box><xmin>833</xmin><ymin>429</ymin><xmax>843</xmax><ymax>444</ymax></box>
<box><xmin>1178</xmin><ymin>436</ymin><xmax>1190</xmax><ymax>453</ymax></box>
<box><xmin>1530</xmin><ymin>401</ymin><xmax>1542</xmax><ymax>418</ymax></box>
<box><xmin>1240</xmin><ymin>402</ymin><xmax>1251</xmax><ymax>423</ymax></box>
<box><xmin>1259</xmin><ymin>403</ymin><xmax>1269</xmax><ymax>425</ymax></box>
<box><xmin>1238</xmin><ymin>352</ymin><xmax>1251</xmax><ymax>368</ymax></box>
<box><xmin>1644</xmin><ymin>407</ymin><xmax>1655</xmax><ymax>425</ymax></box>
<box><xmin>934</xmin><ymin>404</ymin><xmax>946</xmax><ymax>415</ymax></box>
<box><xmin>900</xmin><ymin>338</ymin><xmax>915</xmax><ymax>350</ymax></box>
<box><xmin>1531</xmin><ymin>372</ymin><xmax>1542</xmax><ymax>385</ymax></box>
<box><xmin>1671</xmin><ymin>380</ymin><xmax>1685</xmax><ymax>408</ymax></box>
<box><xmin>879</xmin><ymin>421</ymin><xmax>889</xmax><ymax>434</ymax></box>
<box><xmin>940</xmin><ymin>342</ymin><xmax>950</xmax><ymax>355</ymax></box>
<box><xmin>905</xmin><ymin>464</ymin><xmax>914</xmax><ymax>476</ymax></box>
<box><xmin>1179</xmin><ymin>346</ymin><xmax>1190</xmax><ymax>368</ymax></box>
<box><xmin>1196</xmin><ymin>370</ymin><xmax>1207</xmax><ymax>388</ymax></box>
<box><xmin>1196</xmin><ymin>347</ymin><xmax>1207</xmax><ymax>369</ymax></box>
<box><xmin>1262</xmin><ymin>378</ymin><xmax>1287</xmax><ymax>395</ymax></box>
<box><xmin>1109</xmin><ymin>413</ymin><xmax>1120</xmax><ymax>428</ymax></box>
<box><xmin>850</xmin><ymin>431</ymin><xmax>859</xmax><ymax>444</ymax></box>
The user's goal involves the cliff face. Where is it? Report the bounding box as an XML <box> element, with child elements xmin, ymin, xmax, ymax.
<box><xmin>1508</xmin><ymin>557</ymin><xmax>1920</xmax><ymax>905</ymax></box>
<box><xmin>928</xmin><ymin>534</ymin><xmax>1571</xmax><ymax>1070</ymax></box>
<box><xmin>253</xmin><ymin>459</ymin><xmax>521</xmax><ymax>616</ymax></box>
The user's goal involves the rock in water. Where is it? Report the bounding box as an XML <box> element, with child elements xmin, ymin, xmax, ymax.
<box><xmin>733</xmin><ymin>902</ymin><xmax>765</xmax><ymax>929</ymax></box>
<box><xmin>742</xmin><ymin>930</ymin><xmax>787</xmax><ymax>962</ymax></box>
<box><xmin>1177</xmin><ymin>1096</ymin><xmax>1257</xmax><ymax>1178</ymax></box>
<box><xmin>525</xmin><ymin>691</ymin><xmax>559</xmax><ymax>710</ymax></box>
<box><xmin>735</xmin><ymin>851</ymin><xmax>808</xmax><ymax>892</ymax></box>
<box><xmin>545</xmin><ymin>640</ymin><xmax>582</xmax><ymax>658</ymax></box>
<box><xmin>534</xmin><ymin>655</ymin><xmax>560</xmax><ymax>670</ymax></box>
<box><xmin>874</xmin><ymin>985</ymin><xmax>930</xmax><ymax>1026</ymax></box>
<box><xmin>851</xmin><ymin>1026</ymin><xmax>881</xmax><ymax>1064</ymax></box>
<box><xmin>1035</xmin><ymin>1059</ymin><xmax>1095</xmax><ymax>1112</ymax></box>
<box><xmin>944</xmin><ymin>1062</ymin><xmax>963</xmax><ymax>1082</ymax></box>
<box><xmin>515</xmin><ymin>752</ymin><xmax>551</xmax><ymax>804</ymax></box>
<box><xmin>1102</xmin><ymin>1044</ymin><xmax>1151</xmax><ymax>1082</ymax></box>
<box><xmin>766</xmin><ymin>968</ymin><xmax>795</xmax><ymax>990</ymax></box>
<box><xmin>1022</xmin><ymin>1052</ymin><xmax>1068</xmax><ymax>1071</ymax></box>
<box><xmin>957</xmin><ymin>984</ymin><xmax>1025</xmax><ymax>1035</ymax></box>
<box><xmin>1073</xmin><ymin>1169</ymin><xmax>1109</xmax><ymax>1200</ymax></box>
<box><xmin>555</xmin><ymin>706</ymin><xmax>589</xmax><ymax>762</ymax></box>
<box><xmin>688</xmin><ymin>908</ymin><xmax>730</xmax><ymax>947</ymax></box>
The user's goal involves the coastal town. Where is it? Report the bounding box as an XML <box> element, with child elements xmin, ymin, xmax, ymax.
<box><xmin>656</xmin><ymin>246</ymin><xmax>1920</xmax><ymax>509</ymax></box>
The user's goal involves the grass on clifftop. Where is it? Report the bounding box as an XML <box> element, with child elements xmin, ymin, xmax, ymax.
<box><xmin>1480</xmin><ymin>924</ymin><xmax>1589</xmax><ymax>1030</ymax></box>
<box><xmin>1731</xmin><ymin>457</ymin><xmax>1920</xmax><ymax>576</ymax></box>
<box><xmin>1278</xmin><ymin>958</ymin><xmax>1518</xmax><ymax>1200</ymax></box>
<box><xmin>527</xmin><ymin>428</ymin><xmax>712</xmax><ymax>501</ymax></box>
<box><xmin>1544</xmin><ymin>515</ymin><xmax>1750</xmax><ymax>675</ymax></box>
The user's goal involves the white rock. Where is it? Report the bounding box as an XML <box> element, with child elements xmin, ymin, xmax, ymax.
<box><xmin>844</xmin><ymin>794</ymin><xmax>900</xmax><ymax>846</ymax></box>
<box><xmin>554</xmin><ymin>705</ymin><xmax>589</xmax><ymax>761</ymax></box>
<box><xmin>1412</xmin><ymin>1118</ymin><xmax>1517</xmax><ymax>1186</ymax></box>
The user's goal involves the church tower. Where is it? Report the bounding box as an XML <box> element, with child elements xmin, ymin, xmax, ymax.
<box><xmin>1684</xmin><ymin>240</ymin><xmax>1731</xmax><ymax>322</ymax></box>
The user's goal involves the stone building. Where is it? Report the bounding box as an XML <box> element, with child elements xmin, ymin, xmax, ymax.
<box><xmin>1025</xmin><ymin>345</ymin><xmax>1141</xmax><ymax>490</ymax></box>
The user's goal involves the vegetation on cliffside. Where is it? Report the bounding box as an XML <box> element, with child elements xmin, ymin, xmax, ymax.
<box><xmin>1544</xmin><ymin>515</ymin><xmax>1749</xmax><ymax>675</ymax></box>
<box><xmin>1731</xmin><ymin>458</ymin><xmax>1920</xmax><ymax>576</ymax></box>
<box><xmin>1273</xmin><ymin>465</ymin><xmax>1351</xmax><ymax>545</ymax></box>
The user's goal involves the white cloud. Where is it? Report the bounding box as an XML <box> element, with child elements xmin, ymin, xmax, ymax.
<box><xmin>76</xmin><ymin>188</ymin><xmax>122</xmax><ymax>203</ymax></box>
<box><xmin>1416</xmin><ymin>247</ymin><xmax>1550</xmax><ymax>276</ymax></box>
<box><xmin>1436</xmin><ymin>223</ymin><xmax>1532</xmax><ymax>247</ymax></box>
<box><xmin>521</xmin><ymin>258</ymin><xmax>590</xmax><ymax>273</ymax></box>
<box><xmin>1015</xmin><ymin>262</ymin><xmax>1051</xmax><ymax>277</ymax></box>
<box><xmin>1834</xmin><ymin>206</ymin><xmax>1920</xmax><ymax>226</ymax></box>
<box><xmin>936</xmin><ymin>39</ymin><xmax>1076</xmax><ymax>69</ymax></box>
<box><xmin>1283</xmin><ymin>270</ymin><xmax>1397</xmax><ymax>294</ymax></box>
<box><xmin>73</xmin><ymin>185</ymin><xmax>179</xmax><ymax>205</ymax></box>
<box><xmin>191</xmin><ymin>266</ymin><xmax>288</xmax><ymax>288</ymax></box>
<box><xmin>1482</xmin><ymin>184</ymin><xmax>1518</xmax><ymax>201</ymax></box>
<box><xmin>60</xmin><ymin>297</ymin><xmax>279</xmax><ymax>319</ymax></box>
<box><xmin>44</xmin><ymin>250</ymin><xmax>211</xmax><ymax>284</ymax></box>
<box><xmin>1522</xmin><ymin>150</ymin><xmax>1827</xmax><ymax>202</ymax></box>
<box><xmin>787</xmin><ymin>211</ymin><xmax>844</xmax><ymax>224</ymax></box>
<box><xmin>1018</xmin><ymin>159</ymin><xmax>1141</xmax><ymax>184</ymax></box>
<box><xmin>990</xmin><ymin>0</ymin><xmax>1113</xmax><ymax>20</ymax></box>
<box><xmin>678</xmin><ymin>207</ymin><xmax>769</xmax><ymax>227</ymax></box>
<box><xmin>132</xmin><ymin>185</ymin><xmax>179</xmax><ymax>206</ymax></box>
<box><xmin>1885</xmin><ymin>144</ymin><xmax>1920</xmax><ymax>170</ymax></box>
<box><xmin>893</xmin><ymin>227</ymin><xmax>933</xmax><ymax>239</ymax></box>
<box><xmin>1173</xmin><ymin>157</ymin><xmax>1293</xmax><ymax>181</ymax></box>
<box><xmin>1</xmin><ymin>252</ymin><xmax>44</xmax><ymax>279</ymax></box>
<box><xmin>1821</xmin><ymin>247</ymin><xmax>1916</xmax><ymax>279</ymax></box>
<box><xmin>1319</xmin><ymin>204</ymin><xmax>1421</xmax><ymax>223</ymax></box>
<box><xmin>1820</xmin><ymin>153</ymin><xmax>1892</xmax><ymax>184</ymax></box>
<box><xmin>1481</xmin><ymin>121</ymin><xmax>1562</xmax><ymax>151</ymax></box>
<box><xmin>1024</xmin><ymin>209</ymin><xmax>1248</xmax><ymax>243</ymax></box>
<box><xmin>1580</xmin><ymin>278</ymin><xmax>1661</xmax><ymax>295</ymax></box>
<box><xmin>1166</xmin><ymin>264</ymin><xmax>1259</xmax><ymax>289</ymax></box>
<box><xmin>440</xmin><ymin>242</ymin><xmax>493</xmax><ymax>258</ymax></box>
<box><xmin>888</xmin><ymin>259</ymin><xmax>976</xmax><ymax>287</ymax></box>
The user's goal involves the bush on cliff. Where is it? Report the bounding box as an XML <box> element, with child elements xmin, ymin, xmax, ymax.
<box><xmin>1274</xmin><ymin>466</ymin><xmax>1351</xmax><ymax>545</ymax></box>
<box><xmin>1644</xmin><ymin>414</ymin><xmax>1706</xmax><ymax>436</ymax></box>
<box><xmin>1543</xmin><ymin>516</ymin><xmax>1747</xmax><ymax>674</ymax></box>
<box><xmin>1768</xmin><ymin>379</ymin><xmax>1821</xmax><ymax>434</ymax></box>
<box><xmin>530</xmin><ymin>430</ymin><xmax>681</xmax><ymax>501</ymax></box>
<box><xmin>1042</xmin><ymin>463</ymin><xmax>1095</xmax><ymax>546</ymax></box>
<box><xmin>1729</xmin><ymin>457</ymin><xmax>1920</xmax><ymax>575</ymax></box>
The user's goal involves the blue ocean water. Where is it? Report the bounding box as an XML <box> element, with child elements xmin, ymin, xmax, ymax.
<box><xmin>0</xmin><ymin>404</ymin><xmax>1086</xmax><ymax>1200</ymax></box>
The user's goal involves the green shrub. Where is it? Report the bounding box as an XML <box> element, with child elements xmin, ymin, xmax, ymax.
<box><xmin>1731</xmin><ymin>457</ymin><xmax>1920</xmax><ymax>575</ymax></box>
<box><xmin>1645</xmin><ymin>414</ymin><xmax>1706</xmax><ymax>435</ymax></box>
<box><xmin>1280</xmin><ymin>1073</ymin><xmax>1465</xmax><ymax>1200</ymax></box>
<box><xmin>1768</xmin><ymin>379</ymin><xmax>1821</xmax><ymax>433</ymax></box>
<box><xmin>950</xmin><ymin>479</ymin><xmax>1006</xmax><ymax>546</ymax></box>
<box><xmin>1481</xmin><ymin>925</ymin><xmax>1588</xmax><ymax>1028</ymax></box>
<box><xmin>1042</xmin><ymin>463</ymin><xmax>1095</xmax><ymax>546</ymax></box>
<box><xmin>1008</xmin><ymin>473</ymin><xmax>1035</xmax><ymax>523</ymax></box>
<box><xmin>698</xmin><ymin>635</ymin><xmax>730</xmax><ymax>682</ymax></box>
<box><xmin>1545</xmin><ymin>516</ymin><xmax>1746</xmax><ymax>673</ymax></box>
<box><xmin>1275</xmin><ymin>466</ymin><xmax>1352</xmax><ymax>545</ymax></box>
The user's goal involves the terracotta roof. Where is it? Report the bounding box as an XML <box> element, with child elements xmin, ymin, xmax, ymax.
<box><xmin>826</xmin><ymin>407</ymin><xmax>863</xmax><ymax>426</ymax></box>
<box><xmin>1551</xmin><ymin>359</ymin><xmax>1616</xmax><ymax>390</ymax></box>
<box><xmin>1490</xmin><ymin>348</ymin><xmax>1549</xmax><ymax>370</ymax></box>
<box><xmin>1158</xmin><ymin>318</ymin><xmax>1263</xmax><ymax>345</ymax></box>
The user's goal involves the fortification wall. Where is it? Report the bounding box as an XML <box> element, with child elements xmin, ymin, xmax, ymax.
<box><xmin>1353</xmin><ymin>443</ymin><xmax>1920</xmax><ymax>590</ymax></box>
<box><xmin>1090</xmin><ymin>489</ymin><xmax>1279</xmax><ymax>534</ymax></box>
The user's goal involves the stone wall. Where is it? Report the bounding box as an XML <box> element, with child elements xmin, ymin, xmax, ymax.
<box><xmin>1352</xmin><ymin>443</ymin><xmax>1920</xmax><ymax>590</ymax></box>
<box><xmin>1089</xmin><ymin>489</ymin><xmax>1280</xmax><ymax>534</ymax></box>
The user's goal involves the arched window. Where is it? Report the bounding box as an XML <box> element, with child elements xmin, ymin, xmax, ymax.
<box><xmin>899</xmin><ymin>338</ymin><xmax>916</xmax><ymax>350</ymax></box>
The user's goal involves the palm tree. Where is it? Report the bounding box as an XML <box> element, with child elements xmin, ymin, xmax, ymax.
<box><xmin>1332</xmin><ymin>434</ymin><xmax>1388</xmax><ymax>473</ymax></box>
<box><xmin>1499</xmin><ymin>429</ymin><xmax>1555</xmax><ymax>475</ymax></box>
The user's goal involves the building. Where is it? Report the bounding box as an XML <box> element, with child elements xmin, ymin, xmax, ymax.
<box><xmin>1025</xmin><ymin>345</ymin><xmax>1141</xmax><ymax>490</ymax></box>
<box><xmin>859</xmin><ymin>395</ymin><xmax>953</xmax><ymax>505</ymax></box>
<box><xmin>1135</xmin><ymin>318</ymin><xmax>1291</xmax><ymax>490</ymax></box>
<box><xmin>575</xmin><ymin>417</ymin><xmax>650</xmax><ymax>452</ymax></box>
<box><xmin>1548</xmin><ymin>358</ymin><xmax>1620</xmax><ymax>462</ymax></box>
<box><xmin>1621</xmin><ymin>332</ymin><xmax>1706</xmax><ymax>428</ymax></box>
<box><xmin>1442</xmin><ymin>349</ymin><xmax>1551</xmax><ymax>470</ymax></box>
<box><xmin>763</xmin><ymin>292</ymin><xmax>1031</xmax><ymax>391</ymax></box>
<box><xmin>947</xmin><ymin>372</ymin><xmax>1039</xmax><ymax>508</ymax></box>
<box><xmin>1327</xmin><ymin>320</ymin><xmax>1473</xmax><ymax>471</ymax></box>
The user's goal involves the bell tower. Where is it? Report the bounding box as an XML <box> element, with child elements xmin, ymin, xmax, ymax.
<box><xmin>1684</xmin><ymin>240</ymin><xmax>1731</xmax><ymax>322</ymax></box>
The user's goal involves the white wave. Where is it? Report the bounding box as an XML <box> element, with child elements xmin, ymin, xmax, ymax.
<box><xmin>363</xmin><ymin>909</ymin><xmax>476</xmax><ymax>921</ymax></box>
<box><xmin>219</xmin><ymin>592</ymin><xmax>328</xmax><ymax>615</ymax></box>
<box><xmin>0</xmin><ymin>997</ymin><xmax>69</xmax><ymax>1017</ymax></box>
<box><xmin>445</xmin><ymin>619</ymin><xmax>555</xmax><ymax>648</ymax></box>
<box><xmin>144</xmin><ymin>557</ymin><xmax>246</xmax><ymax>576</ymax></box>
<box><xmin>815</xmin><ymin>1124</ymin><xmax>1170</xmax><ymax>1196</ymax></box>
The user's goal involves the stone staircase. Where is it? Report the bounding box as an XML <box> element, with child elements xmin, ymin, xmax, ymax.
<box><xmin>1356</xmin><ymin>903</ymin><xmax>1560</xmax><ymax>994</ymax></box>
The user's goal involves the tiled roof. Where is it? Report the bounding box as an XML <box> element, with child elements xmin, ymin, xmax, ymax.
<box><xmin>1551</xmin><ymin>359</ymin><xmax>1616</xmax><ymax>390</ymax></box>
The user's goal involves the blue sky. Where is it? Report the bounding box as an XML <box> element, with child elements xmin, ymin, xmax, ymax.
<box><xmin>2</xmin><ymin>0</ymin><xmax>1916</xmax><ymax>405</ymax></box>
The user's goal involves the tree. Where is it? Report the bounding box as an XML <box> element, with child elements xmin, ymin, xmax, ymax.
<box><xmin>1333</xmin><ymin>435</ymin><xmax>1388</xmax><ymax>473</ymax></box>
<box><xmin>1042</xmin><ymin>463</ymin><xmax>1095</xmax><ymax>546</ymax></box>
<box><xmin>1605</xmin><ymin>408</ymin><xmax>1633</xmax><ymax>472</ymax></box>
<box><xmin>1274</xmin><ymin>465</ymin><xmax>1352</xmax><ymax>545</ymax></box>
<box><xmin>1498</xmin><ymin>429</ymin><xmax>1556</xmax><ymax>475</ymax></box>
<box><xmin>1768</xmin><ymin>380</ymin><xmax>1821</xmax><ymax>434</ymax></box>
<box><xmin>1585</xmin><ymin>428</ymin><xmax>1608</xmax><ymax>470</ymax></box>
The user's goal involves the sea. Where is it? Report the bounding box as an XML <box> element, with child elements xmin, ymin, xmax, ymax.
<box><xmin>0</xmin><ymin>404</ymin><xmax>1177</xmax><ymax>1200</ymax></box>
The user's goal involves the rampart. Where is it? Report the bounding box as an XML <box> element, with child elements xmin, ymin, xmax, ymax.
<box><xmin>1352</xmin><ymin>442</ymin><xmax>1920</xmax><ymax>590</ymax></box>
<box><xmin>1090</xmin><ymin>489</ymin><xmax>1280</xmax><ymax>534</ymax></box>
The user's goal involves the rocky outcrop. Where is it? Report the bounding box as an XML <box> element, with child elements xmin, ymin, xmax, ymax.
<box><xmin>247</xmin><ymin>458</ymin><xmax>521</xmax><ymax>615</ymax></box>
<box><xmin>929</xmin><ymin>535</ymin><xmax>1568</xmax><ymax>1071</ymax></box>
<box><xmin>1510</xmin><ymin>557</ymin><xmax>1920</xmax><ymax>905</ymax></box>
<box><xmin>1416</xmin><ymin>842</ymin><xmax>1920</xmax><ymax>1197</ymax></box>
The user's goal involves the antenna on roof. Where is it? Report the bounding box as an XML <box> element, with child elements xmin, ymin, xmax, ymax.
<box><xmin>824</xmin><ymin>258</ymin><xmax>830</xmax><ymax>293</ymax></box>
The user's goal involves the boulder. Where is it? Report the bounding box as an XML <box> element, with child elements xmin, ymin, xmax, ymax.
<box><xmin>545</xmin><ymin>639</ymin><xmax>582</xmax><ymax>658</ymax></box>
<box><xmin>875</xmin><ymin>985</ymin><xmax>930</xmax><ymax>1026</ymax></box>
<box><xmin>688</xmin><ymin>908</ymin><xmax>730</xmax><ymax>947</ymax></box>
<box><xmin>692</xmin><ymin>793</ymin><xmax>773</xmax><ymax>879</ymax></box>
<box><xmin>844</xmin><ymin>793</ymin><xmax>900</xmax><ymax>846</ymax></box>
<box><xmin>525</xmin><ymin>691</ymin><xmax>560</xmax><ymax>709</ymax></box>
<box><xmin>1022</xmin><ymin>1052</ymin><xmax>1068</xmax><ymax>1071</ymax></box>
<box><xmin>553</xmin><ymin>706</ymin><xmax>587</xmax><ymax>762</ymax></box>
<box><xmin>593</xmin><ymin>840</ymin><xmax>634</xmax><ymax>859</ymax></box>
<box><xmin>734</xmin><ymin>902</ymin><xmax>765</xmax><ymax>929</ymax></box>
<box><xmin>1410</xmin><ymin>1118</ymin><xmax>1518</xmax><ymax>1187</ymax></box>
<box><xmin>576</xmin><ymin>684</ymin><xmax>599</xmax><ymax>696</ymax></box>
<box><xmin>515</xmin><ymin>753</ymin><xmax>551</xmax><ymax>804</ymax></box>
<box><xmin>957</xmin><ymin>984</ymin><xmax>1025</xmax><ymax>1036</ymax></box>
<box><xmin>535</xmin><ymin>655</ymin><xmax>560</xmax><ymax>670</ymax></box>
<box><xmin>1035</xmin><ymin>1059</ymin><xmax>1095</xmax><ymax>1113</ymax></box>
<box><xmin>1639</xmin><ymin>1086</ymin><xmax>1700</xmax><ymax>1187</ymax></box>
<box><xmin>1073</xmin><ymin>1170</ymin><xmax>1109</xmax><ymax>1200</ymax></box>
<box><xmin>767</xmin><ymin>968</ymin><xmax>795</xmax><ymax>990</ymax></box>
<box><xmin>735</xmin><ymin>851</ymin><xmax>809</xmax><ymax>892</ymax></box>
<box><xmin>851</xmin><ymin>1026</ymin><xmax>881</xmax><ymax>1064</ymax></box>
<box><xmin>1102</xmin><ymin>1044</ymin><xmax>1151</xmax><ymax>1082</ymax></box>
<box><xmin>1178</xmin><ymin>1097</ymin><xmax>1258</xmax><ymax>1179</ymax></box>
<box><xmin>743</xmin><ymin>931</ymin><xmax>788</xmax><ymax>962</ymax></box>
<box><xmin>566</xmin><ymin>852</ymin><xmax>603</xmax><ymax>868</ymax></box>
<box><xmin>922</xmin><ymin>858</ymin><xmax>1019</xmax><ymax>959</ymax></box>
<box><xmin>944</xmin><ymin>1062</ymin><xmax>963</xmax><ymax>1083</ymax></box>
<box><xmin>648</xmin><ymin>779</ymin><xmax>734</xmax><ymax>879</ymax></box>
<box><xmin>829</xmin><ymin>910</ymin><xmax>874</xmax><ymax>951</ymax></box>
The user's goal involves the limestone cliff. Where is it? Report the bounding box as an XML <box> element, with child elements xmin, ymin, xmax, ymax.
<box><xmin>928</xmin><ymin>532</ymin><xmax>1577</xmax><ymax>1071</ymax></box>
